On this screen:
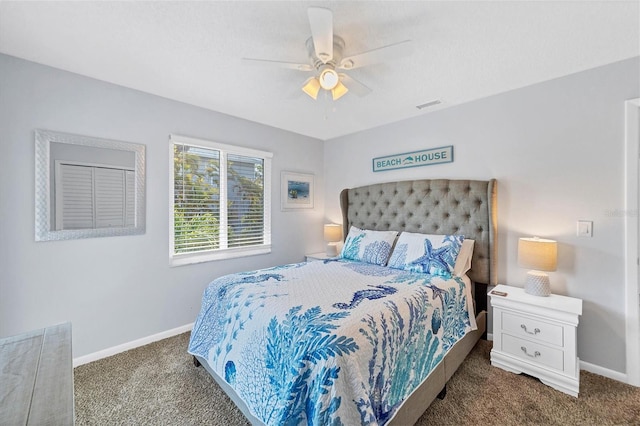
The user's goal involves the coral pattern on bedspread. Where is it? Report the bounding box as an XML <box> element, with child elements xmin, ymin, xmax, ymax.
<box><xmin>188</xmin><ymin>259</ymin><xmax>475</xmax><ymax>426</ymax></box>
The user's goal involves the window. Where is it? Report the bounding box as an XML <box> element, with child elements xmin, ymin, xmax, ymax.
<box><xmin>170</xmin><ymin>134</ymin><xmax>272</xmax><ymax>265</ymax></box>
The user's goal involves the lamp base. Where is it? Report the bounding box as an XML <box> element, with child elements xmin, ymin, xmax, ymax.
<box><xmin>524</xmin><ymin>271</ymin><xmax>551</xmax><ymax>297</ymax></box>
<box><xmin>326</xmin><ymin>243</ymin><xmax>339</xmax><ymax>257</ymax></box>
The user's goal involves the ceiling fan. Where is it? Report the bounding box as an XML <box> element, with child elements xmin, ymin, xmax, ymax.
<box><xmin>243</xmin><ymin>7</ymin><xmax>413</xmax><ymax>101</ymax></box>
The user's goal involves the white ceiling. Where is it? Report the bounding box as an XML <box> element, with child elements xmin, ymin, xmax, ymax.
<box><xmin>1</xmin><ymin>1</ymin><xmax>638</xmax><ymax>140</ymax></box>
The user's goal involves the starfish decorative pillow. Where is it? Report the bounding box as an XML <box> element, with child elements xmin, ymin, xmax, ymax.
<box><xmin>388</xmin><ymin>232</ymin><xmax>465</xmax><ymax>277</ymax></box>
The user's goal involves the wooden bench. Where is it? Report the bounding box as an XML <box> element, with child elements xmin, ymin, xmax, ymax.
<box><xmin>0</xmin><ymin>323</ymin><xmax>74</xmax><ymax>425</ymax></box>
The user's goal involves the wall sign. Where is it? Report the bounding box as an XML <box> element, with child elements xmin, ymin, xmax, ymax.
<box><xmin>372</xmin><ymin>145</ymin><xmax>454</xmax><ymax>172</ymax></box>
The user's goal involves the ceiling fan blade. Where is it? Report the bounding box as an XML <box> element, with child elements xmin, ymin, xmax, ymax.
<box><xmin>307</xmin><ymin>7</ymin><xmax>333</xmax><ymax>63</ymax></box>
<box><xmin>339</xmin><ymin>40</ymin><xmax>413</xmax><ymax>70</ymax></box>
<box><xmin>340</xmin><ymin>74</ymin><xmax>371</xmax><ymax>97</ymax></box>
<box><xmin>242</xmin><ymin>58</ymin><xmax>313</xmax><ymax>72</ymax></box>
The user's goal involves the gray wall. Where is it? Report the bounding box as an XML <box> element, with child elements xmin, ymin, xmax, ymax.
<box><xmin>0</xmin><ymin>54</ymin><xmax>326</xmax><ymax>357</ymax></box>
<box><xmin>324</xmin><ymin>56</ymin><xmax>640</xmax><ymax>374</ymax></box>
<box><xmin>2</xmin><ymin>51</ymin><xmax>638</xmax><ymax>375</ymax></box>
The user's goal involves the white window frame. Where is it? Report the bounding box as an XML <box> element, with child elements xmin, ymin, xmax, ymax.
<box><xmin>169</xmin><ymin>134</ymin><xmax>272</xmax><ymax>266</ymax></box>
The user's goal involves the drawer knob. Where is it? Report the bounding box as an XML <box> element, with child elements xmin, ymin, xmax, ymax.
<box><xmin>521</xmin><ymin>324</ymin><xmax>540</xmax><ymax>335</ymax></box>
<box><xmin>521</xmin><ymin>346</ymin><xmax>541</xmax><ymax>358</ymax></box>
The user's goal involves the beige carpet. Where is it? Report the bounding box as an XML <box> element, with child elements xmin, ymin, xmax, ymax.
<box><xmin>74</xmin><ymin>332</ymin><xmax>640</xmax><ymax>425</ymax></box>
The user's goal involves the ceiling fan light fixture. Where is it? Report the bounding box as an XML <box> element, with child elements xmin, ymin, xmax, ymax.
<box><xmin>302</xmin><ymin>77</ymin><xmax>321</xmax><ymax>99</ymax></box>
<box><xmin>319</xmin><ymin>67</ymin><xmax>339</xmax><ymax>90</ymax></box>
<box><xmin>331</xmin><ymin>81</ymin><xmax>349</xmax><ymax>100</ymax></box>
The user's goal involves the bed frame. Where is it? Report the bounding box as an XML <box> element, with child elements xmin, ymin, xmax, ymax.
<box><xmin>194</xmin><ymin>178</ymin><xmax>497</xmax><ymax>425</ymax></box>
<box><xmin>340</xmin><ymin>178</ymin><xmax>497</xmax><ymax>424</ymax></box>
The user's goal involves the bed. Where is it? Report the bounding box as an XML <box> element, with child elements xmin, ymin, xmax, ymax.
<box><xmin>189</xmin><ymin>178</ymin><xmax>497</xmax><ymax>425</ymax></box>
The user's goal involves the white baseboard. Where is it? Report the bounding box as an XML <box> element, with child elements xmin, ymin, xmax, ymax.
<box><xmin>580</xmin><ymin>359</ymin><xmax>627</xmax><ymax>384</ymax></box>
<box><xmin>73</xmin><ymin>323</ymin><xmax>193</xmax><ymax>367</ymax></box>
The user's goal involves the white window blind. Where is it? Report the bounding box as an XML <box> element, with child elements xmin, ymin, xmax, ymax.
<box><xmin>55</xmin><ymin>162</ymin><xmax>135</xmax><ymax>230</ymax></box>
<box><xmin>227</xmin><ymin>153</ymin><xmax>265</xmax><ymax>248</ymax></box>
<box><xmin>170</xmin><ymin>135</ymin><xmax>272</xmax><ymax>265</ymax></box>
<box><xmin>95</xmin><ymin>167</ymin><xmax>125</xmax><ymax>228</ymax></box>
<box><xmin>124</xmin><ymin>170</ymin><xmax>135</xmax><ymax>227</ymax></box>
<box><xmin>57</xmin><ymin>164</ymin><xmax>94</xmax><ymax>230</ymax></box>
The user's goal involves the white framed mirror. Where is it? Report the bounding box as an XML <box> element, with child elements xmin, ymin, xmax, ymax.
<box><xmin>35</xmin><ymin>129</ymin><xmax>146</xmax><ymax>241</ymax></box>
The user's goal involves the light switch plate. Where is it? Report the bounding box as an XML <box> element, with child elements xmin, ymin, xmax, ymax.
<box><xmin>577</xmin><ymin>220</ymin><xmax>593</xmax><ymax>237</ymax></box>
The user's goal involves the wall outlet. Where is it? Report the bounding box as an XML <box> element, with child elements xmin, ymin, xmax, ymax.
<box><xmin>577</xmin><ymin>220</ymin><xmax>593</xmax><ymax>237</ymax></box>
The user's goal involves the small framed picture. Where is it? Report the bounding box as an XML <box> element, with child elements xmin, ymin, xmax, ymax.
<box><xmin>281</xmin><ymin>171</ymin><xmax>314</xmax><ymax>210</ymax></box>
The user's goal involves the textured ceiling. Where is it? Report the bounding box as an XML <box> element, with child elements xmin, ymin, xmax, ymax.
<box><xmin>1</xmin><ymin>1</ymin><xmax>638</xmax><ymax>140</ymax></box>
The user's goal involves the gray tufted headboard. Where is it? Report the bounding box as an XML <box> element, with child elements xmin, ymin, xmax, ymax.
<box><xmin>340</xmin><ymin>179</ymin><xmax>497</xmax><ymax>285</ymax></box>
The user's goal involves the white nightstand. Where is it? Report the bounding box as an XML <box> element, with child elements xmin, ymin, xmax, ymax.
<box><xmin>490</xmin><ymin>284</ymin><xmax>583</xmax><ymax>397</ymax></box>
<box><xmin>305</xmin><ymin>252</ymin><xmax>334</xmax><ymax>262</ymax></box>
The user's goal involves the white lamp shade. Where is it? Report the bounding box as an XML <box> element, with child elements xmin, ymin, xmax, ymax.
<box><xmin>324</xmin><ymin>224</ymin><xmax>342</xmax><ymax>242</ymax></box>
<box><xmin>518</xmin><ymin>237</ymin><xmax>557</xmax><ymax>272</ymax></box>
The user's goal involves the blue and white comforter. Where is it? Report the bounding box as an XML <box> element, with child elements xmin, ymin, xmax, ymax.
<box><xmin>188</xmin><ymin>259</ymin><xmax>476</xmax><ymax>425</ymax></box>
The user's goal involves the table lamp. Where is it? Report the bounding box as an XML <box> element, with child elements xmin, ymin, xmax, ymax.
<box><xmin>518</xmin><ymin>237</ymin><xmax>558</xmax><ymax>297</ymax></box>
<box><xmin>324</xmin><ymin>224</ymin><xmax>342</xmax><ymax>256</ymax></box>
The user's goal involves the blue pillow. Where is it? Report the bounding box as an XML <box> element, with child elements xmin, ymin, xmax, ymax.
<box><xmin>388</xmin><ymin>232</ymin><xmax>464</xmax><ymax>277</ymax></box>
<box><xmin>340</xmin><ymin>226</ymin><xmax>398</xmax><ymax>266</ymax></box>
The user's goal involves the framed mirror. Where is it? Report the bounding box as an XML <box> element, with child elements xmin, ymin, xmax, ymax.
<box><xmin>35</xmin><ymin>129</ymin><xmax>146</xmax><ymax>241</ymax></box>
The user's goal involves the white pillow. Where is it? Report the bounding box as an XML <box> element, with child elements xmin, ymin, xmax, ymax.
<box><xmin>340</xmin><ymin>226</ymin><xmax>398</xmax><ymax>266</ymax></box>
<box><xmin>453</xmin><ymin>239</ymin><xmax>475</xmax><ymax>277</ymax></box>
<box><xmin>387</xmin><ymin>232</ymin><xmax>464</xmax><ymax>277</ymax></box>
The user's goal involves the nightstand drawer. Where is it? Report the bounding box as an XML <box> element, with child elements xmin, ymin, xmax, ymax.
<box><xmin>501</xmin><ymin>334</ymin><xmax>564</xmax><ymax>371</ymax></box>
<box><xmin>502</xmin><ymin>311</ymin><xmax>563</xmax><ymax>347</ymax></box>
